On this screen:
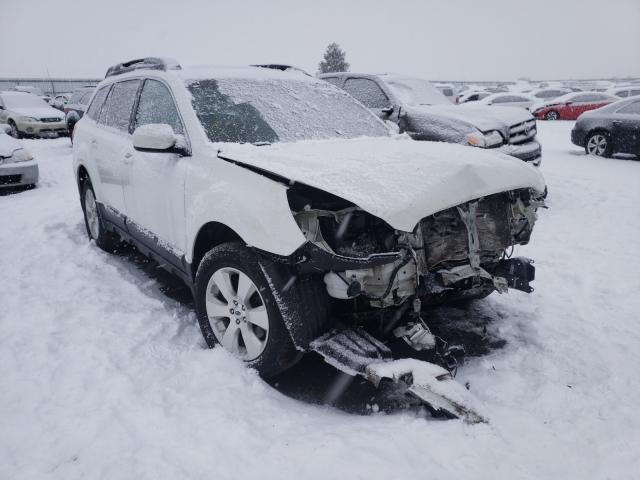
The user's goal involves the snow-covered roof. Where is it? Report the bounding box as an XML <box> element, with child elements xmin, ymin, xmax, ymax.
<box><xmin>178</xmin><ymin>65</ymin><xmax>317</xmax><ymax>82</ymax></box>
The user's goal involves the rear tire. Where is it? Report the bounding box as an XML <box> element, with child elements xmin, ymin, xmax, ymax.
<box><xmin>585</xmin><ymin>131</ymin><xmax>612</xmax><ymax>157</ymax></box>
<box><xmin>544</xmin><ymin>110</ymin><xmax>559</xmax><ymax>121</ymax></box>
<box><xmin>80</xmin><ymin>180</ymin><xmax>120</xmax><ymax>252</ymax></box>
<box><xmin>195</xmin><ymin>242</ymin><xmax>303</xmax><ymax>378</ymax></box>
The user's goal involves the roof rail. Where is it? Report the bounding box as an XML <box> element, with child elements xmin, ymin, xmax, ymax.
<box><xmin>105</xmin><ymin>57</ymin><xmax>181</xmax><ymax>78</ymax></box>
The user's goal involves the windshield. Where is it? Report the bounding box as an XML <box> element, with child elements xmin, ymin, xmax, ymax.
<box><xmin>186</xmin><ymin>77</ymin><xmax>388</xmax><ymax>144</ymax></box>
<box><xmin>382</xmin><ymin>76</ymin><xmax>450</xmax><ymax>106</ymax></box>
<box><xmin>2</xmin><ymin>93</ymin><xmax>50</xmax><ymax>109</ymax></box>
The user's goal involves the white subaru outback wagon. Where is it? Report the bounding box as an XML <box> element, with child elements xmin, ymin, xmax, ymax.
<box><xmin>73</xmin><ymin>58</ymin><xmax>546</xmax><ymax>404</ymax></box>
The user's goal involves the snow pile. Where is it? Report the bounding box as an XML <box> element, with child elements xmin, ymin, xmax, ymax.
<box><xmin>1</xmin><ymin>123</ymin><xmax>640</xmax><ymax>479</ymax></box>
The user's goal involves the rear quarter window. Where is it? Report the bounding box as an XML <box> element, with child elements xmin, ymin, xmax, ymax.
<box><xmin>86</xmin><ymin>86</ymin><xmax>110</xmax><ymax>120</ymax></box>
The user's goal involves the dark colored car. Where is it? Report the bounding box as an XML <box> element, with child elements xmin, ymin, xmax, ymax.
<box><xmin>532</xmin><ymin>92</ymin><xmax>617</xmax><ymax>120</ymax></box>
<box><xmin>64</xmin><ymin>86</ymin><xmax>95</xmax><ymax>137</ymax></box>
<box><xmin>320</xmin><ymin>72</ymin><xmax>542</xmax><ymax>165</ymax></box>
<box><xmin>571</xmin><ymin>97</ymin><xmax>640</xmax><ymax>157</ymax></box>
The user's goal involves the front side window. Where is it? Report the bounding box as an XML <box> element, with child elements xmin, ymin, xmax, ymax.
<box><xmin>343</xmin><ymin>78</ymin><xmax>389</xmax><ymax>108</ymax></box>
<box><xmin>101</xmin><ymin>80</ymin><xmax>140</xmax><ymax>131</ymax></box>
<box><xmin>617</xmin><ymin>90</ymin><xmax>629</xmax><ymax>98</ymax></box>
<box><xmin>186</xmin><ymin>77</ymin><xmax>388</xmax><ymax>144</ymax></box>
<box><xmin>134</xmin><ymin>80</ymin><xmax>184</xmax><ymax>135</ymax></box>
<box><xmin>630</xmin><ymin>89</ymin><xmax>640</xmax><ymax>97</ymax></box>
<box><xmin>618</xmin><ymin>100</ymin><xmax>640</xmax><ymax>114</ymax></box>
<box><xmin>86</xmin><ymin>86</ymin><xmax>110</xmax><ymax>120</ymax></box>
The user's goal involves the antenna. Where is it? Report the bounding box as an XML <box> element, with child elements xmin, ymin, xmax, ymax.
<box><xmin>46</xmin><ymin>67</ymin><xmax>55</xmax><ymax>95</ymax></box>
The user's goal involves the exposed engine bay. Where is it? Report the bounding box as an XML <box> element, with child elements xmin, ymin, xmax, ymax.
<box><xmin>288</xmin><ymin>184</ymin><xmax>544</xmax><ymax>309</ymax></box>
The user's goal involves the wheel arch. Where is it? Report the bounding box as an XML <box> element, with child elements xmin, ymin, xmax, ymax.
<box><xmin>191</xmin><ymin>221</ymin><xmax>244</xmax><ymax>281</ymax></box>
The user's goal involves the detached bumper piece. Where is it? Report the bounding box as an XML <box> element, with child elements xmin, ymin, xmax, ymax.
<box><xmin>310</xmin><ymin>327</ymin><xmax>486</xmax><ymax>423</ymax></box>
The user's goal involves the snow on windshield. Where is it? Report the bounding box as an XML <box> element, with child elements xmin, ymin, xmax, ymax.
<box><xmin>1</xmin><ymin>93</ymin><xmax>49</xmax><ymax>109</ymax></box>
<box><xmin>382</xmin><ymin>76</ymin><xmax>450</xmax><ymax>106</ymax></box>
<box><xmin>186</xmin><ymin>77</ymin><xmax>389</xmax><ymax>144</ymax></box>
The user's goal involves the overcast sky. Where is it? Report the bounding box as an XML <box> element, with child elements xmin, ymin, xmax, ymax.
<box><xmin>1</xmin><ymin>0</ymin><xmax>639</xmax><ymax>81</ymax></box>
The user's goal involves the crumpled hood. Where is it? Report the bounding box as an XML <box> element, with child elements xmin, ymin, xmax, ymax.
<box><xmin>217</xmin><ymin>136</ymin><xmax>546</xmax><ymax>232</ymax></box>
<box><xmin>409</xmin><ymin>104</ymin><xmax>534</xmax><ymax>134</ymax></box>
<box><xmin>0</xmin><ymin>132</ymin><xmax>23</xmax><ymax>157</ymax></box>
<box><xmin>10</xmin><ymin>107</ymin><xmax>64</xmax><ymax>120</ymax></box>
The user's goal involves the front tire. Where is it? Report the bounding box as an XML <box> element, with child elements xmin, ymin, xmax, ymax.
<box><xmin>80</xmin><ymin>180</ymin><xmax>120</xmax><ymax>252</ymax></box>
<box><xmin>195</xmin><ymin>243</ymin><xmax>301</xmax><ymax>378</ymax></box>
<box><xmin>585</xmin><ymin>131</ymin><xmax>612</xmax><ymax>157</ymax></box>
<box><xmin>544</xmin><ymin>110</ymin><xmax>559</xmax><ymax>121</ymax></box>
<box><xmin>8</xmin><ymin>120</ymin><xmax>22</xmax><ymax>139</ymax></box>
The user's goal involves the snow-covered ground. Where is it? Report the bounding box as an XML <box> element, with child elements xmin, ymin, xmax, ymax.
<box><xmin>1</xmin><ymin>122</ymin><xmax>639</xmax><ymax>479</ymax></box>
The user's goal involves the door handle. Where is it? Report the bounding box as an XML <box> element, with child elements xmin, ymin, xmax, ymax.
<box><xmin>90</xmin><ymin>139</ymin><xmax>97</xmax><ymax>145</ymax></box>
<box><xmin>124</xmin><ymin>152</ymin><xmax>132</xmax><ymax>158</ymax></box>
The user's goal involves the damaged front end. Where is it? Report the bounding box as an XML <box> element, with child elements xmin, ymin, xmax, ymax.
<box><xmin>266</xmin><ymin>182</ymin><xmax>545</xmax><ymax>422</ymax></box>
<box><xmin>287</xmin><ymin>183</ymin><xmax>544</xmax><ymax>309</ymax></box>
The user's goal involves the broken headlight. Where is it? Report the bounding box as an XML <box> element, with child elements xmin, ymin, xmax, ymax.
<box><xmin>287</xmin><ymin>184</ymin><xmax>397</xmax><ymax>258</ymax></box>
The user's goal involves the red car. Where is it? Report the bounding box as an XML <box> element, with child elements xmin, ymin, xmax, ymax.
<box><xmin>532</xmin><ymin>92</ymin><xmax>617</xmax><ymax>120</ymax></box>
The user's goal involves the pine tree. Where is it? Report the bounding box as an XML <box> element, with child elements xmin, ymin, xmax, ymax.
<box><xmin>318</xmin><ymin>43</ymin><xmax>350</xmax><ymax>74</ymax></box>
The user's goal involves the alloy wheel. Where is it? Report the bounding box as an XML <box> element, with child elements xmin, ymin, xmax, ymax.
<box><xmin>586</xmin><ymin>134</ymin><xmax>608</xmax><ymax>156</ymax></box>
<box><xmin>84</xmin><ymin>188</ymin><xmax>100</xmax><ymax>239</ymax></box>
<box><xmin>205</xmin><ymin>267</ymin><xmax>269</xmax><ymax>361</ymax></box>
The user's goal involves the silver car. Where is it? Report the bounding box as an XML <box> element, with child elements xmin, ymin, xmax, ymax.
<box><xmin>0</xmin><ymin>125</ymin><xmax>38</xmax><ymax>189</ymax></box>
<box><xmin>0</xmin><ymin>91</ymin><xmax>67</xmax><ymax>138</ymax></box>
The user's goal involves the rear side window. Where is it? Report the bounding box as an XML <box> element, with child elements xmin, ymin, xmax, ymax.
<box><xmin>134</xmin><ymin>80</ymin><xmax>184</xmax><ymax>134</ymax></box>
<box><xmin>69</xmin><ymin>92</ymin><xmax>84</xmax><ymax>104</ymax></box>
<box><xmin>343</xmin><ymin>78</ymin><xmax>389</xmax><ymax>108</ymax></box>
<box><xmin>79</xmin><ymin>91</ymin><xmax>93</xmax><ymax>105</ymax></box>
<box><xmin>618</xmin><ymin>100</ymin><xmax>640</xmax><ymax>114</ymax></box>
<box><xmin>101</xmin><ymin>80</ymin><xmax>140</xmax><ymax>132</ymax></box>
<box><xmin>86</xmin><ymin>86</ymin><xmax>110</xmax><ymax>120</ymax></box>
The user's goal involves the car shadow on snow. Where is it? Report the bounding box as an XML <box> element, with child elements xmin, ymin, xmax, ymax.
<box><xmin>107</xmin><ymin>239</ymin><xmax>508</xmax><ymax>416</ymax></box>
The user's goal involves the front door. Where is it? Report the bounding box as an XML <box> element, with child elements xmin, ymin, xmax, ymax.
<box><xmin>123</xmin><ymin>79</ymin><xmax>188</xmax><ymax>262</ymax></box>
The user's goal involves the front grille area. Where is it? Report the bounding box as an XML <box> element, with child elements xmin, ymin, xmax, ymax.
<box><xmin>508</xmin><ymin>119</ymin><xmax>536</xmax><ymax>144</ymax></box>
<box><xmin>40</xmin><ymin>118</ymin><xmax>61</xmax><ymax>123</ymax></box>
<box><xmin>420</xmin><ymin>194</ymin><xmax>511</xmax><ymax>270</ymax></box>
<box><xmin>0</xmin><ymin>174</ymin><xmax>22</xmax><ymax>185</ymax></box>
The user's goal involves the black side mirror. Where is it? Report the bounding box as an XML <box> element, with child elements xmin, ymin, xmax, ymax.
<box><xmin>0</xmin><ymin>105</ymin><xmax>4</xmax><ymax>110</ymax></box>
<box><xmin>381</xmin><ymin>106</ymin><xmax>394</xmax><ymax>115</ymax></box>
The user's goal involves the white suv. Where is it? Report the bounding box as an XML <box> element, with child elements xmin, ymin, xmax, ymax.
<box><xmin>73</xmin><ymin>58</ymin><xmax>546</xmax><ymax>386</ymax></box>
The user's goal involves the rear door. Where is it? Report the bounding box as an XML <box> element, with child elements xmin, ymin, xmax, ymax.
<box><xmin>612</xmin><ymin>100</ymin><xmax>640</xmax><ymax>153</ymax></box>
<box><xmin>123</xmin><ymin>78</ymin><xmax>188</xmax><ymax>260</ymax></box>
<box><xmin>91</xmin><ymin>79</ymin><xmax>141</xmax><ymax>215</ymax></box>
